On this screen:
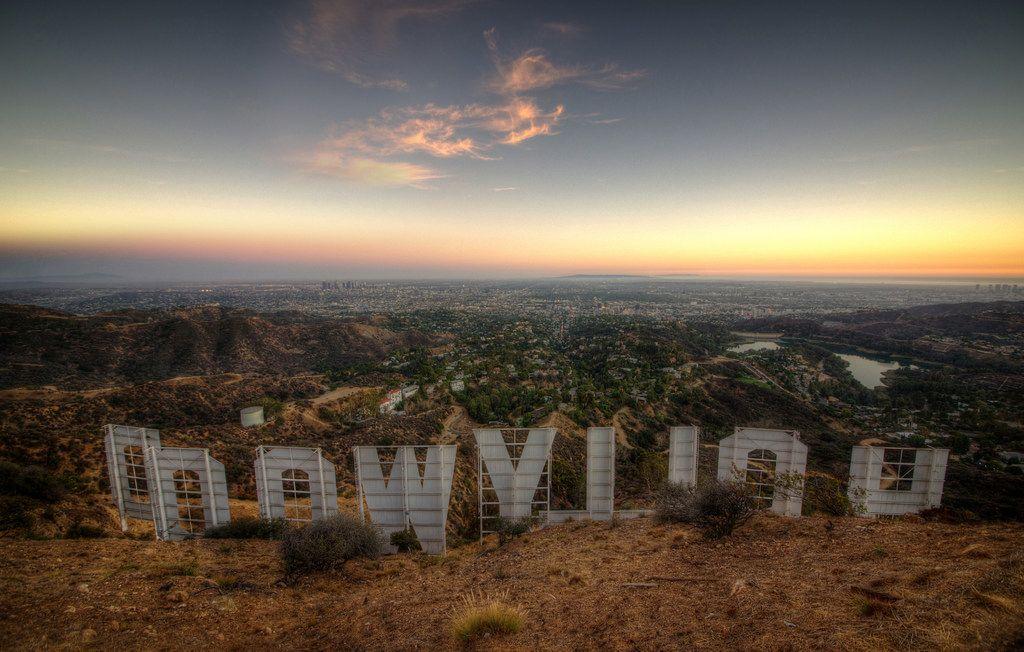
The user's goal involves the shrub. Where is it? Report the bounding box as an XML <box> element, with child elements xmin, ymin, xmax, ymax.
<box><xmin>205</xmin><ymin>517</ymin><xmax>290</xmax><ymax>540</ymax></box>
<box><xmin>0</xmin><ymin>495</ymin><xmax>34</xmax><ymax>530</ymax></box>
<box><xmin>655</xmin><ymin>479</ymin><xmax>759</xmax><ymax>539</ymax></box>
<box><xmin>64</xmin><ymin>521</ymin><xmax>106</xmax><ymax>539</ymax></box>
<box><xmin>0</xmin><ymin>461</ymin><xmax>66</xmax><ymax>502</ymax></box>
<box><xmin>390</xmin><ymin>527</ymin><xmax>422</xmax><ymax>552</ymax></box>
<box><xmin>450</xmin><ymin>592</ymin><xmax>524</xmax><ymax>642</ymax></box>
<box><xmin>802</xmin><ymin>474</ymin><xmax>859</xmax><ymax>516</ymax></box>
<box><xmin>491</xmin><ymin>517</ymin><xmax>531</xmax><ymax>546</ymax></box>
<box><xmin>258</xmin><ymin>396</ymin><xmax>285</xmax><ymax>420</ymax></box>
<box><xmin>280</xmin><ymin>514</ymin><xmax>384</xmax><ymax>576</ymax></box>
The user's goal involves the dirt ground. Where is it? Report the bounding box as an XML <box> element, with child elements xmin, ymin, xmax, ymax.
<box><xmin>1</xmin><ymin>515</ymin><xmax>1022</xmax><ymax>651</ymax></box>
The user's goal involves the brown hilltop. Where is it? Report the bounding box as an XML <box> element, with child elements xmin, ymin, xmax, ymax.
<box><xmin>0</xmin><ymin>515</ymin><xmax>1022</xmax><ymax>650</ymax></box>
<box><xmin>0</xmin><ymin>304</ymin><xmax>437</xmax><ymax>389</ymax></box>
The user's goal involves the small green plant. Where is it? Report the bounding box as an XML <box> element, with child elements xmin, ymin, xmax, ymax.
<box><xmin>213</xmin><ymin>574</ymin><xmax>245</xmax><ymax>591</ymax></box>
<box><xmin>390</xmin><ymin>527</ymin><xmax>422</xmax><ymax>552</ymax></box>
<box><xmin>164</xmin><ymin>560</ymin><xmax>200</xmax><ymax>577</ymax></box>
<box><xmin>257</xmin><ymin>396</ymin><xmax>285</xmax><ymax>420</ymax></box>
<box><xmin>280</xmin><ymin>514</ymin><xmax>385</xmax><ymax>577</ymax></box>
<box><xmin>492</xmin><ymin>566</ymin><xmax>511</xmax><ymax>580</ymax></box>
<box><xmin>491</xmin><ymin>517</ymin><xmax>531</xmax><ymax>546</ymax></box>
<box><xmin>655</xmin><ymin>479</ymin><xmax>759</xmax><ymax>539</ymax></box>
<box><xmin>204</xmin><ymin>517</ymin><xmax>290</xmax><ymax>540</ymax></box>
<box><xmin>450</xmin><ymin>592</ymin><xmax>524</xmax><ymax>642</ymax></box>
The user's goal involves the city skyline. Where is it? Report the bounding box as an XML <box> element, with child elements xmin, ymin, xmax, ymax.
<box><xmin>2</xmin><ymin>1</ymin><xmax>1022</xmax><ymax>280</ymax></box>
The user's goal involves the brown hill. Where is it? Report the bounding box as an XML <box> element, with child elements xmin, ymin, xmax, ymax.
<box><xmin>0</xmin><ymin>304</ymin><xmax>436</xmax><ymax>389</ymax></box>
<box><xmin>0</xmin><ymin>515</ymin><xmax>1021</xmax><ymax>650</ymax></box>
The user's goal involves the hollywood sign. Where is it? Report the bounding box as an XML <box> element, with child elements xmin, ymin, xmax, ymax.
<box><xmin>104</xmin><ymin>423</ymin><xmax>949</xmax><ymax>548</ymax></box>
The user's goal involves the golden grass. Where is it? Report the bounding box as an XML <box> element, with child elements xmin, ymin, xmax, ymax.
<box><xmin>450</xmin><ymin>591</ymin><xmax>525</xmax><ymax>643</ymax></box>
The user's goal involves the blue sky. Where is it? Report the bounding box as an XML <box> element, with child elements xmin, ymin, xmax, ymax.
<box><xmin>1</xmin><ymin>1</ymin><xmax>1022</xmax><ymax>279</ymax></box>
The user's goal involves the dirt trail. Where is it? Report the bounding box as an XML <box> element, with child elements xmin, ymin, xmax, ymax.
<box><xmin>310</xmin><ymin>385</ymin><xmax>376</xmax><ymax>406</ymax></box>
<box><xmin>439</xmin><ymin>405</ymin><xmax>475</xmax><ymax>444</ymax></box>
<box><xmin>611</xmin><ymin>408</ymin><xmax>634</xmax><ymax>448</ymax></box>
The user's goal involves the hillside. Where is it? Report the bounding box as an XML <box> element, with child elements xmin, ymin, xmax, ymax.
<box><xmin>0</xmin><ymin>304</ymin><xmax>437</xmax><ymax>389</ymax></box>
<box><xmin>736</xmin><ymin>300</ymin><xmax>1024</xmax><ymax>372</ymax></box>
<box><xmin>0</xmin><ymin>515</ymin><xmax>1021</xmax><ymax>650</ymax></box>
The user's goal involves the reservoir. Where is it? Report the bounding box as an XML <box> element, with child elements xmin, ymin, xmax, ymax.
<box><xmin>837</xmin><ymin>353</ymin><xmax>903</xmax><ymax>388</ymax></box>
<box><xmin>728</xmin><ymin>341</ymin><xmax>780</xmax><ymax>353</ymax></box>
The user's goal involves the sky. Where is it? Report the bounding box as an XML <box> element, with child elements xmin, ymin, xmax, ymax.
<box><xmin>1</xmin><ymin>0</ymin><xmax>1022</xmax><ymax>280</ymax></box>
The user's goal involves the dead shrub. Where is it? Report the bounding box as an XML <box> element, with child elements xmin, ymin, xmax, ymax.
<box><xmin>655</xmin><ymin>480</ymin><xmax>759</xmax><ymax>539</ymax></box>
<box><xmin>280</xmin><ymin>514</ymin><xmax>385</xmax><ymax>577</ymax></box>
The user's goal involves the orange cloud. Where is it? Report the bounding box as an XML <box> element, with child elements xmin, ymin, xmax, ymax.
<box><xmin>484</xmin><ymin>28</ymin><xmax>646</xmax><ymax>94</ymax></box>
<box><xmin>304</xmin><ymin>98</ymin><xmax>564</xmax><ymax>186</ymax></box>
<box><xmin>294</xmin><ymin>24</ymin><xmax>642</xmax><ymax>187</ymax></box>
<box><xmin>325</xmin><ymin>105</ymin><xmax>490</xmax><ymax>159</ymax></box>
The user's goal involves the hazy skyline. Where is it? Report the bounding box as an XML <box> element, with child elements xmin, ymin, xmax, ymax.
<box><xmin>2</xmin><ymin>1</ymin><xmax>1022</xmax><ymax>280</ymax></box>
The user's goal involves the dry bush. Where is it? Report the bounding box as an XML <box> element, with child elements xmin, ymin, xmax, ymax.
<box><xmin>280</xmin><ymin>514</ymin><xmax>384</xmax><ymax>576</ymax></box>
<box><xmin>655</xmin><ymin>479</ymin><xmax>759</xmax><ymax>539</ymax></box>
<box><xmin>450</xmin><ymin>592</ymin><xmax>524</xmax><ymax>643</ymax></box>
<box><xmin>801</xmin><ymin>474</ymin><xmax>860</xmax><ymax>516</ymax></box>
<box><xmin>0</xmin><ymin>461</ymin><xmax>65</xmax><ymax>502</ymax></box>
<box><xmin>205</xmin><ymin>517</ymin><xmax>290</xmax><ymax>540</ymax></box>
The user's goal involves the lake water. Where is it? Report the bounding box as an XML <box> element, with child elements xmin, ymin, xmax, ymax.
<box><xmin>837</xmin><ymin>353</ymin><xmax>903</xmax><ymax>388</ymax></box>
<box><xmin>728</xmin><ymin>341</ymin><xmax>780</xmax><ymax>353</ymax></box>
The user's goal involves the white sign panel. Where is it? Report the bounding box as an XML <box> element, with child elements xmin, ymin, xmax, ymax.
<box><xmin>586</xmin><ymin>427</ymin><xmax>615</xmax><ymax>521</ymax></box>
<box><xmin>668</xmin><ymin>426</ymin><xmax>699</xmax><ymax>486</ymax></box>
<box><xmin>103</xmin><ymin>424</ymin><xmax>161</xmax><ymax>531</ymax></box>
<box><xmin>717</xmin><ymin>427</ymin><xmax>808</xmax><ymax>517</ymax></box>
<box><xmin>474</xmin><ymin>428</ymin><xmax>554</xmax><ymax>525</ymax></box>
<box><xmin>848</xmin><ymin>446</ymin><xmax>949</xmax><ymax>516</ymax></box>
<box><xmin>255</xmin><ymin>446</ymin><xmax>338</xmax><ymax>522</ymax></box>
<box><xmin>354</xmin><ymin>445</ymin><xmax>457</xmax><ymax>554</ymax></box>
<box><xmin>146</xmin><ymin>446</ymin><xmax>231</xmax><ymax>541</ymax></box>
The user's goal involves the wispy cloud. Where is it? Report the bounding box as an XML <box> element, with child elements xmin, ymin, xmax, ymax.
<box><xmin>484</xmin><ymin>27</ymin><xmax>646</xmax><ymax>94</ymax></box>
<box><xmin>299</xmin><ymin>25</ymin><xmax>641</xmax><ymax>188</ymax></box>
<box><xmin>492</xmin><ymin>186</ymin><xmax>517</xmax><ymax>192</ymax></box>
<box><xmin>286</xmin><ymin>0</ymin><xmax>473</xmax><ymax>90</ymax></box>
<box><xmin>541</xmin><ymin>22</ymin><xmax>587</xmax><ymax>38</ymax></box>
<box><xmin>307</xmin><ymin>98</ymin><xmax>564</xmax><ymax>187</ymax></box>
<box><xmin>304</xmin><ymin>152</ymin><xmax>445</xmax><ymax>188</ymax></box>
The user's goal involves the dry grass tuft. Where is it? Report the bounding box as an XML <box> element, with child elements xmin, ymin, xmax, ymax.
<box><xmin>971</xmin><ymin>590</ymin><xmax>1019</xmax><ymax>613</ymax></box>
<box><xmin>450</xmin><ymin>591</ymin><xmax>525</xmax><ymax>643</ymax></box>
<box><xmin>957</xmin><ymin>543</ymin><xmax>992</xmax><ymax>559</ymax></box>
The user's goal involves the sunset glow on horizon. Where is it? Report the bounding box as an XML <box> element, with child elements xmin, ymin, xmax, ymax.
<box><xmin>2</xmin><ymin>1</ymin><xmax>1022</xmax><ymax>281</ymax></box>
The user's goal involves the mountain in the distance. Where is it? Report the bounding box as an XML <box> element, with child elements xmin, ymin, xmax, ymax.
<box><xmin>558</xmin><ymin>274</ymin><xmax>651</xmax><ymax>279</ymax></box>
<box><xmin>0</xmin><ymin>304</ymin><xmax>436</xmax><ymax>389</ymax></box>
